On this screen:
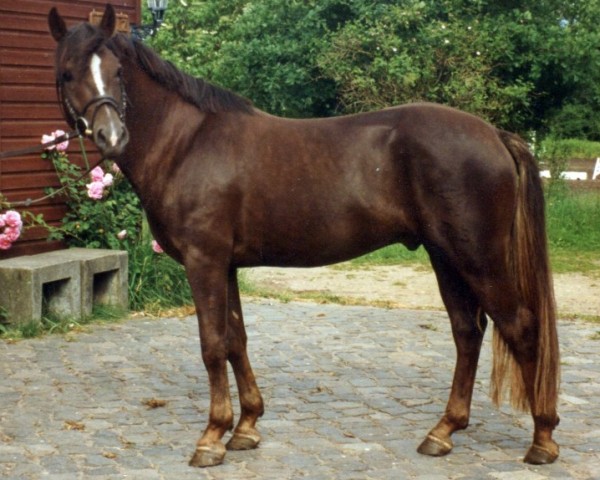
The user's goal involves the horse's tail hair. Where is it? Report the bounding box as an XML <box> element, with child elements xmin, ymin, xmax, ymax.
<box><xmin>491</xmin><ymin>130</ymin><xmax>560</xmax><ymax>415</ymax></box>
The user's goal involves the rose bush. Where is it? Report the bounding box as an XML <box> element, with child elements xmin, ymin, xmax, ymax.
<box><xmin>41</xmin><ymin>131</ymin><xmax>142</xmax><ymax>250</ymax></box>
<box><xmin>38</xmin><ymin>129</ymin><xmax>191</xmax><ymax>312</ymax></box>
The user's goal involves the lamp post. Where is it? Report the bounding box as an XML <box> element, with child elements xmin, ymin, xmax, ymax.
<box><xmin>132</xmin><ymin>0</ymin><xmax>169</xmax><ymax>40</ymax></box>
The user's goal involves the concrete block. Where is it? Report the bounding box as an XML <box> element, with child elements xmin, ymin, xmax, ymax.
<box><xmin>0</xmin><ymin>254</ymin><xmax>81</xmax><ymax>325</ymax></box>
<box><xmin>0</xmin><ymin>248</ymin><xmax>128</xmax><ymax>325</ymax></box>
<box><xmin>41</xmin><ymin>248</ymin><xmax>128</xmax><ymax>316</ymax></box>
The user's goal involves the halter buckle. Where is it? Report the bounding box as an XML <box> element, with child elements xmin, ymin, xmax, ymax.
<box><xmin>75</xmin><ymin>117</ymin><xmax>92</xmax><ymax>137</ymax></box>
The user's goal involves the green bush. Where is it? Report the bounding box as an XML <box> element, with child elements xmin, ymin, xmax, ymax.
<box><xmin>126</xmin><ymin>221</ymin><xmax>192</xmax><ymax>312</ymax></box>
<box><xmin>538</xmin><ymin>137</ymin><xmax>600</xmax><ymax>161</ymax></box>
<box><xmin>546</xmin><ymin>103</ymin><xmax>600</xmax><ymax>141</ymax></box>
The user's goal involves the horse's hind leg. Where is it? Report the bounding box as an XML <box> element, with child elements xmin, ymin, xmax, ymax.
<box><xmin>454</xmin><ymin>264</ymin><xmax>559</xmax><ymax>464</ymax></box>
<box><xmin>488</xmin><ymin>303</ymin><xmax>559</xmax><ymax>464</ymax></box>
<box><xmin>417</xmin><ymin>253</ymin><xmax>487</xmax><ymax>457</ymax></box>
<box><xmin>225</xmin><ymin>269</ymin><xmax>265</xmax><ymax>451</ymax></box>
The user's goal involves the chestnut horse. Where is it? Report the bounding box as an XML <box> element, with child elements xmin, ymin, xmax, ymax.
<box><xmin>48</xmin><ymin>5</ymin><xmax>559</xmax><ymax>467</ymax></box>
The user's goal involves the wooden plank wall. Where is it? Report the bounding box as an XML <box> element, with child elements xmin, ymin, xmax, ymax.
<box><xmin>0</xmin><ymin>0</ymin><xmax>140</xmax><ymax>259</ymax></box>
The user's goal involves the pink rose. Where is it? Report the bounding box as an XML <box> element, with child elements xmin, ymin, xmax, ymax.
<box><xmin>41</xmin><ymin>133</ymin><xmax>56</xmax><ymax>149</ymax></box>
<box><xmin>151</xmin><ymin>240</ymin><xmax>164</xmax><ymax>253</ymax></box>
<box><xmin>86</xmin><ymin>181</ymin><xmax>105</xmax><ymax>200</ymax></box>
<box><xmin>3</xmin><ymin>210</ymin><xmax>22</xmax><ymax>229</ymax></box>
<box><xmin>111</xmin><ymin>163</ymin><xmax>121</xmax><ymax>174</ymax></box>
<box><xmin>54</xmin><ymin>129</ymin><xmax>69</xmax><ymax>152</ymax></box>
<box><xmin>117</xmin><ymin>229</ymin><xmax>127</xmax><ymax>240</ymax></box>
<box><xmin>102</xmin><ymin>173</ymin><xmax>114</xmax><ymax>187</ymax></box>
<box><xmin>0</xmin><ymin>215</ymin><xmax>5</xmax><ymax>229</ymax></box>
<box><xmin>41</xmin><ymin>130</ymin><xmax>69</xmax><ymax>151</ymax></box>
<box><xmin>3</xmin><ymin>226</ymin><xmax>21</xmax><ymax>242</ymax></box>
<box><xmin>0</xmin><ymin>234</ymin><xmax>13</xmax><ymax>250</ymax></box>
<box><xmin>90</xmin><ymin>166</ymin><xmax>105</xmax><ymax>183</ymax></box>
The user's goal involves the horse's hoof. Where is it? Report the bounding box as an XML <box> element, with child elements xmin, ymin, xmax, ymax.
<box><xmin>417</xmin><ymin>434</ymin><xmax>453</xmax><ymax>457</ymax></box>
<box><xmin>189</xmin><ymin>442</ymin><xmax>226</xmax><ymax>467</ymax></box>
<box><xmin>226</xmin><ymin>428</ymin><xmax>261</xmax><ymax>450</ymax></box>
<box><xmin>524</xmin><ymin>442</ymin><xmax>559</xmax><ymax>465</ymax></box>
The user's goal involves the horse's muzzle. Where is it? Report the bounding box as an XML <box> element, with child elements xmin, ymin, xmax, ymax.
<box><xmin>93</xmin><ymin>122</ymin><xmax>129</xmax><ymax>158</ymax></box>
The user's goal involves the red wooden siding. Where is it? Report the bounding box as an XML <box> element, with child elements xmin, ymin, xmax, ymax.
<box><xmin>0</xmin><ymin>0</ymin><xmax>140</xmax><ymax>258</ymax></box>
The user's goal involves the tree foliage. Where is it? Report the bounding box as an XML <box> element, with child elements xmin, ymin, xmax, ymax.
<box><xmin>149</xmin><ymin>0</ymin><xmax>600</xmax><ymax>138</ymax></box>
<box><xmin>150</xmin><ymin>0</ymin><xmax>345</xmax><ymax>117</ymax></box>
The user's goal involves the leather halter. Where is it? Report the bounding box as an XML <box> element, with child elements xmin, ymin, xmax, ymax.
<box><xmin>58</xmin><ymin>73</ymin><xmax>127</xmax><ymax>137</ymax></box>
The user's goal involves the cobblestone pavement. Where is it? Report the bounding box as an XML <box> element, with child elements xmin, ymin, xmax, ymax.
<box><xmin>1</xmin><ymin>300</ymin><xmax>599</xmax><ymax>480</ymax></box>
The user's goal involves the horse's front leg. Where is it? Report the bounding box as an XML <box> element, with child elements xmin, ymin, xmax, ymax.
<box><xmin>187</xmin><ymin>264</ymin><xmax>234</xmax><ymax>468</ymax></box>
<box><xmin>226</xmin><ymin>269</ymin><xmax>265</xmax><ymax>451</ymax></box>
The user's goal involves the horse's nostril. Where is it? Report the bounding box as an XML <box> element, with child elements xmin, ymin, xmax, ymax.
<box><xmin>96</xmin><ymin>128</ymin><xmax>107</xmax><ymax>145</ymax></box>
<box><xmin>120</xmin><ymin>127</ymin><xmax>129</xmax><ymax>144</ymax></box>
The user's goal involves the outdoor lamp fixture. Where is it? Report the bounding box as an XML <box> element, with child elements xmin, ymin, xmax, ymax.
<box><xmin>132</xmin><ymin>0</ymin><xmax>169</xmax><ymax>39</ymax></box>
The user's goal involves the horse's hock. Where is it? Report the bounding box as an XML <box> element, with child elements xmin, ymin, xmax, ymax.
<box><xmin>0</xmin><ymin>248</ymin><xmax>128</xmax><ymax>324</ymax></box>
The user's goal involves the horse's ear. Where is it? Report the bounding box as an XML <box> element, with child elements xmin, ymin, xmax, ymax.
<box><xmin>48</xmin><ymin>7</ymin><xmax>68</xmax><ymax>42</ymax></box>
<box><xmin>100</xmin><ymin>3</ymin><xmax>117</xmax><ymax>38</ymax></box>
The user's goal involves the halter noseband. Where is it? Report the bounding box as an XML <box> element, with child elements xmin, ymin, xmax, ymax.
<box><xmin>58</xmin><ymin>73</ymin><xmax>128</xmax><ymax>137</ymax></box>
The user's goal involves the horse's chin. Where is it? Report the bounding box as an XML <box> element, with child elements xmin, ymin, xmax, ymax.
<box><xmin>99</xmin><ymin>144</ymin><xmax>126</xmax><ymax>159</ymax></box>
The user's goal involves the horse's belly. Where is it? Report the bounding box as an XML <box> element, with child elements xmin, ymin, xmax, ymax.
<box><xmin>235</xmin><ymin>212</ymin><xmax>417</xmax><ymax>268</ymax></box>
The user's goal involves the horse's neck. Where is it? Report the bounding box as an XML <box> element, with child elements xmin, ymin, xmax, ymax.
<box><xmin>116</xmin><ymin>65</ymin><xmax>206</xmax><ymax>206</ymax></box>
<box><xmin>115</xmin><ymin>68</ymin><xmax>170</xmax><ymax>192</ymax></box>
<box><xmin>120</xmin><ymin>68</ymin><xmax>184</xmax><ymax>170</ymax></box>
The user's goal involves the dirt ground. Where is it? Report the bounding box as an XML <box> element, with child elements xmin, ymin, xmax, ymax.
<box><xmin>245</xmin><ymin>264</ymin><xmax>600</xmax><ymax>318</ymax></box>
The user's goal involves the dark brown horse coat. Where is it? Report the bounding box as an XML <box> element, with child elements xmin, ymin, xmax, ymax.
<box><xmin>48</xmin><ymin>5</ymin><xmax>560</xmax><ymax>468</ymax></box>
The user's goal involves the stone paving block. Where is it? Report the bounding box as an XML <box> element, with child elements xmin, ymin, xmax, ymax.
<box><xmin>1</xmin><ymin>302</ymin><xmax>599</xmax><ymax>479</ymax></box>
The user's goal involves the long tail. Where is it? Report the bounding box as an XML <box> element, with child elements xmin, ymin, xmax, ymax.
<box><xmin>491</xmin><ymin>130</ymin><xmax>560</xmax><ymax>415</ymax></box>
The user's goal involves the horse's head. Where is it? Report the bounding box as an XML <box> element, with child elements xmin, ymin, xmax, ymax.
<box><xmin>48</xmin><ymin>5</ymin><xmax>129</xmax><ymax>158</ymax></box>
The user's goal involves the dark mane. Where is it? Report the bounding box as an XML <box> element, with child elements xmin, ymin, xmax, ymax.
<box><xmin>107</xmin><ymin>35</ymin><xmax>254</xmax><ymax>115</ymax></box>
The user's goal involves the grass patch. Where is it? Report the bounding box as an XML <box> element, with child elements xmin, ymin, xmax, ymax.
<box><xmin>237</xmin><ymin>270</ymin><xmax>294</xmax><ymax>303</ymax></box>
<box><xmin>546</xmin><ymin>187</ymin><xmax>600</xmax><ymax>274</ymax></box>
<box><xmin>549</xmin><ymin>251</ymin><xmax>600</xmax><ymax>276</ymax></box>
<box><xmin>126</xmin><ymin>223</ymin><xmax>192</xmax><ymax>315</ymax></box>
<box><xmin>560</xmin><ymin>312</ymin><xmax>600</xmax><ymax>323</ymax></box>
<box><xmin>345</xmin><ymin>244</ymin><xmax>430</xmax><ymax>268</ymax></box>
<box><xmin>0</xmin><ymin>304</ymin><xmax>127</xmax><ymax>341</ymax></box>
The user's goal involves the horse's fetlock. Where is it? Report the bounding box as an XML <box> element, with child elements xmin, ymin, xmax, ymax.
<box><xmin>534</xmin><ymin>412</ymin><xmax>560</xmax><ymax>430</ymax></box>
<box><xmin>444</xmin><ymin>411</ymin><xmax>469</xmax><ymax>431</ymax></box>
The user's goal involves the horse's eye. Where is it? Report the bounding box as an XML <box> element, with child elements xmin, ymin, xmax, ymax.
<box><xmin>61</xmin><ymin>71</ymin><xmax>73</xmax><ymax>83</ymax></box>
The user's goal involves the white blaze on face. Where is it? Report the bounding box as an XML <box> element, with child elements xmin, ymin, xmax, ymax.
<box><xmin>90</xmin><ymin>53</ymin><xmax>120</xmax><ymax>148</ymax></box>
<box><xmin>90</xmin><ymin>54</ymin><xmax>106</xmax><ymax>94</ymax></box>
